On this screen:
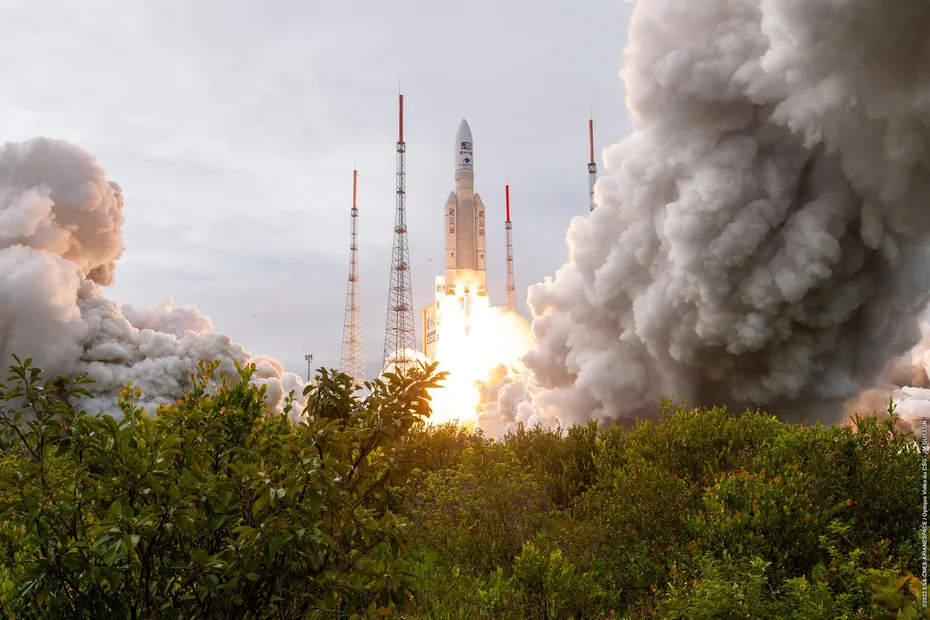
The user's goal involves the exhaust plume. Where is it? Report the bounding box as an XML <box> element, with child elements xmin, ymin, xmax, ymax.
<box><xmin>516</xmin><ymin>0</ymin><xmax>930</xmax><ymax>430</ymax></box>
<box><xmin>0</xmin><ymin>137</ymin><xmax>305</xmax><ymax>415</ymax></box>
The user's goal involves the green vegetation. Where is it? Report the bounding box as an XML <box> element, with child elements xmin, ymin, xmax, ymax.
<box><xmin>0</xmin><ymin>357</ymin><xmax>924</xmax><ymax>618</ymax></box>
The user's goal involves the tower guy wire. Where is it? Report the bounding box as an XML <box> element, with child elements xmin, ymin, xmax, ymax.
<box><xmin>340</xmin><ymin>170</ymin><xmax>365</xmax><ymax>384</ymax></box>
<box><xmin>382</xmin><ymin>94</ymin><xmax>417</xmax><ymax>373</ymax></box>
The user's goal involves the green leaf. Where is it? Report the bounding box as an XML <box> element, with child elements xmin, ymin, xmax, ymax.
<box><xmin>206</xmin><ymin>515</ymin><xmax>227</xmax><ymax>534</ymax></box>
<box><xmin>36</xmin><ymin>588</ymin><xmax>51</xmax><ymax>607</ymax></box>
<box><xmin>122</xmin><ymin>534</ymin><xmax>141</xmax><ymax>552</ymax></box>
<box><xmin>104</xmin><ymin>543</ymin><xmax>119</xmax><ymax>566</ymax></box>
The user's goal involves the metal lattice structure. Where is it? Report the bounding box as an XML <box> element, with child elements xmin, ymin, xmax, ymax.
<box><xmin>382</xmin><ymin>94</ymin><xmax>417</xmax><ymax>373</ymax></box>
<box><xmin>504</xmin><ymin>184</ymin><xmax>516</xmax><ymax>313</ymax></box>
<box><xmin>588</xmin><ymin>118</ymin><xmax>598</xmax><ymax>211</ymax></box>
<box><xmin>340</xmin><ymin>170</ymin><xmax>365</xmax><ymax>384</ymax></box>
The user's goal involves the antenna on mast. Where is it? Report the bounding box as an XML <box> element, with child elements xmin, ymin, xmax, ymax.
<box><xmin>339</xmin><ymin>170</ymin><xmax>365</xmax><ymax>385</ymax></box>
<box><xmin>504</xmin><ymin>184</ymin><xmax>516</xmax><ymax>313</ymax></box>
<box><xmin>382</xmin><ymin>94</ymin><xmax>417</xmax><ymax>373</ymax></box>
<box><xmin>588</xmin><ymin>116</ymin><xmax>598</xmax><ymax>211</ymax></box>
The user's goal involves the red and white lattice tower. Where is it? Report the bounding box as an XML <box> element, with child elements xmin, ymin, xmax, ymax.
<box><xmin>340</xmin><ymin>170</ymin><xmax>365</xmax><ymax>384</ymax></box>
<box><xmin>504</xmin><ymin>184</ymin><xmax>516</xmax><ymax>313</ymax></box>
<box><xmin>588</xmin><ymin>118</ymin><xmax>598</xmax><ymax>211</ymax></box>
<box><xmin>382</xmin><ymin>94</ymin><xmax>417</xmax><ymax>373</ymax></box>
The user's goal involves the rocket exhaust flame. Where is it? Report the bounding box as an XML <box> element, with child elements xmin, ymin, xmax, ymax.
<box><xmin>428</xmin><ymin>290</ymin><xmax>530</xmax><ymax>427</ymax></box>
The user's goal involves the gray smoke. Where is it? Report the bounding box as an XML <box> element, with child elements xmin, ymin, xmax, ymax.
<box><xmin>846</xmin><ymin>320</ymin><xmax>930</xmax><ymax>432</ymax></box>
<box><xmin>0</xmin><ymin>137</ymin><xmax>305</xmax><ymax>415</ymax></box>
<box><xmin>516</xmin><ymin>0</ymin><xmax>930</xmax><ymax>429</ymax></box>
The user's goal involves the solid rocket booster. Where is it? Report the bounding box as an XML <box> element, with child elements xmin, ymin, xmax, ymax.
<box><xmin>443</xmin><ymin>119</ymin><xmax>487</xmax><ymax>295</ymax></box>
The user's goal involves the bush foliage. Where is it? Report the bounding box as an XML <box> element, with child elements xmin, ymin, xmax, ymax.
<box><xmin>0</xmin><ymin>358</ymin><xmax>924</xmax><ymax>618</ymax></box>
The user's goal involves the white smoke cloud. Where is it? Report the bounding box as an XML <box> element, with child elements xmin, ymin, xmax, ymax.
<box><xmin>477</xmin><ymin>373</ymin><xmax>557</xmax><ymax>437</ymax></box>
<box><xmin>0</xmin><ymin>137</ymin><xmax>306</xmax><ymax>416</ymax></box>
<box><xmin>513</xmin><ymin>0</ymin><xmax>930</xmax><ymax>430</ymax></box>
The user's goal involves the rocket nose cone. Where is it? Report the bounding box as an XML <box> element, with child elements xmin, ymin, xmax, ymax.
<box><xmin>456</xmin><ymin>119</ymin><xmax>473</xmax><ymax>145</ymax></box>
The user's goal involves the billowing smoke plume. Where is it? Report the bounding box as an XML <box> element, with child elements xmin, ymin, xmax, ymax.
<box><xmin>0</xmin><ymin>137</ymin><xmax>305</xmax><ymax>415</ymax></box>
<box><xmin>512</xmin><ymin>0</ymin><xmax>930</xmax><ymax>430</ymax></box>
<box><xmin>846</xmin><ymin>321</ymin><xmax>930</xmax><ymax>432</ymax></box>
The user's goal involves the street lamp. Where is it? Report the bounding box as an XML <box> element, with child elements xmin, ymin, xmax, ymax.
<box><xmin>304</xmin><ymin>354</ymin><xmax>313</xmax><ymax>383</ymax></box>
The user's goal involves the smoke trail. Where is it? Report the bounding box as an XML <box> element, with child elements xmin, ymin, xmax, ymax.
<box><xmin>0</xmin><ymin>137</ymin><xmax>305</xmax><ymax>415</ymax></box>
<box><xmin>512</xmin><ymin>0</ymin><xmax>930</xmax><ymax>430</ymax></box>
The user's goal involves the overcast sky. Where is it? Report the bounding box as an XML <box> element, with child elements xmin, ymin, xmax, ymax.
<box><xmin>0</xmin><ymin>0</ymin><xmax>634</xmax><ymax>379</ymax></box>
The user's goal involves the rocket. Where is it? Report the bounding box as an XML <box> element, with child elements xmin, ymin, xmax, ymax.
<box><xmin>423</xmin><ymin>119</ymin><xmax>487</xmax><ymax>355</ymax></box>
<box><xmin>443</xmin><ymin>119</ymin><xmax>487</xmax><ymax>298</ymax></box>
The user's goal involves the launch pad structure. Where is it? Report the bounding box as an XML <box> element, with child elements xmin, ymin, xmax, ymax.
<box><xmin>354</xmin><ymin>100</ymin><xmax>594</xmax><ymax>375</ymax></box>
<box><xmin>339</xmin><ymin>170</ymin><xmax>365</xmax><ymax>384</ymax></box>
<box><xmin>382</xmin><ymin>94</ymin><xmax>418</xmax><ymax>373</ymax></box>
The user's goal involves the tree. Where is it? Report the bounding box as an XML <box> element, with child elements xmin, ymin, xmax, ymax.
<box><xmin>0</xmin><ymin>356</ymin><xmax>444</xmax><ymax>619</ymax></box>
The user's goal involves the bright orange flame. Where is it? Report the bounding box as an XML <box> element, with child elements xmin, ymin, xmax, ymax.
<box><xmin>427</xmin><ymin>276</ymin><xmax>531</xmax><ymax>428</ymax></box>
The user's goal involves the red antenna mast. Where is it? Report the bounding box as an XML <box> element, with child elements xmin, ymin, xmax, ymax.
<box><xmin>504</xmin><ymin>184</ymin><xmax>516</xmax><ymax>313</ymax></box>
<box><xmin>399</xmin><ymin>94</ymin><xmax>404</xmax><ymax>143</ymax></box>
<box><xmin>340</xmin><ymin>169</ymin><xmax>365</xmax><ymax>384</ymax></box>
<box><xmin>382</xmin><ymin>94</ymin><xmax>417</xmax><ymax>373</ymax></box>
<box><xmin>588</xmin><ymin>117</ymin><xmax>598</xmax><ymax>211</ymax></box>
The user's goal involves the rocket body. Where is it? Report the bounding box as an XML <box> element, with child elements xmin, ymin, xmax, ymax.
<box><xmin>424</xmin><ymin>119</ymin><xmax>488</xmax><ymax>359</ymax></box>
<box><xmin>444</xmin><ymin>119</ymin><xmax>487</xmax><ymax>296</ymax></box>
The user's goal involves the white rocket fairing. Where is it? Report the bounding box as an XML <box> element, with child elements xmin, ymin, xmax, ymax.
<box><xmin>443</xmin><ymin>119</ymin><xmax>487</xmax><ymax>297</ymax></box>
<box><xmin>424</xmin><ymin>119</ymin><xmax>488</xmax><ymax>358</ymax></box>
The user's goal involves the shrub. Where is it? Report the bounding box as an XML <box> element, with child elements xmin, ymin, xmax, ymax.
<box><xmin>404</xmin><ymin>442</ymin><xmax>551</xmax><ymax>574</ymax></box>
<box><xmin>503</xmin><ymin>421</ymin><xmax>599</xmax><ymax>509</ymax></box>
<box><xmin>503</xmin><ymin>542</ymin><xmax>603</xmax><ymax>620</ymax></box>
<box><xmin>569</xmin><ymin>402</ymin><xmax>922</xmax><ymax>615</ymax></box>
<box><xmin>655</xmin><ymin>554</ymin><xmax>776</xmax><ymax>619</ymax></box>
<box><xmin>657</xmin><ymin>520</ymin><xmax>927</xmax><ymax>619</ymax></box>
<box><xmin>800</xmin><ymin>412</ymin><xmax>921</xmax><ymax>566</ymax></box>
<box><xmin>687</xmin><ymin>466</ymin><xmax>838</xmax><ymax>582</ymax></box>
<box><xmin>1</xmin><ymin>355</ymin><xmax>921</xmax><ymax>619</ymax></box>
<box><xmin>0</xmin><ymin>356</ymin><xmax>443</xmax><ymax>619</ymax></box>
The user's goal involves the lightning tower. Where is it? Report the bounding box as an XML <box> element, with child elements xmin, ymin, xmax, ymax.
<box><xmin>504</xmin><ymin>184</ymin><xmax>516</xmax><ymax>313</ymax></box>
<box><xmin>340</xmin><ymin>170</ymin><xmax>365</xmax><ymax>384</ymax></box>
<box><xmin>382</xmin><ymin>94</ymin><xmax>417</xmax><ymax>373</ymax></box>
<box><xmin>588</xmin><ymin>118</ymin><xmax>598</xmax><ymax>211</ymax></box>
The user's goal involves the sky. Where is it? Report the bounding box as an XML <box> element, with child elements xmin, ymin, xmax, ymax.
<box><xmin>0</xmin><ymin>0</ymin><xmax>635</xmax><ymax>379</ymax></box>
